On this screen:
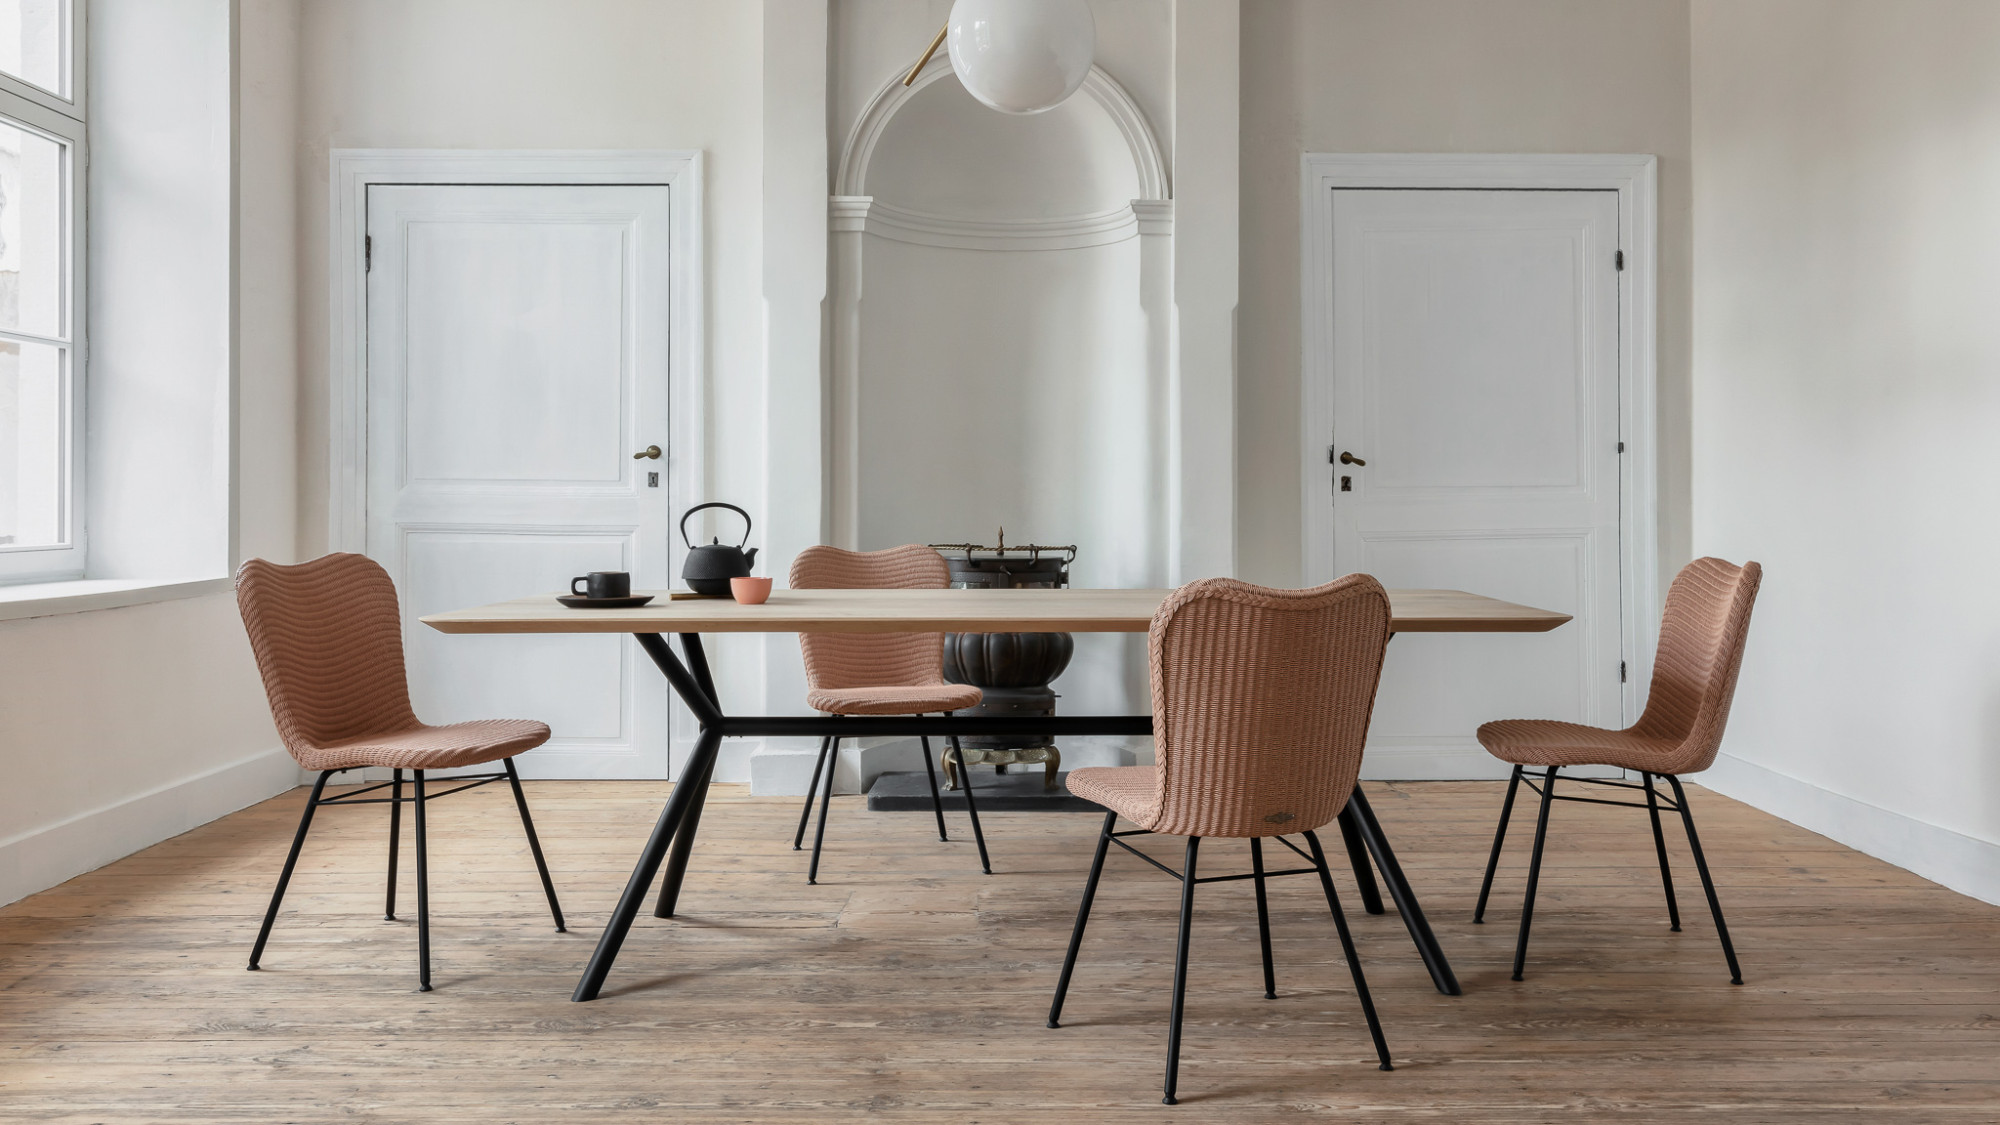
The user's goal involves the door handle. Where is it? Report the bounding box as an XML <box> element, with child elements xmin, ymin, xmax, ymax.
<box><xmin>1338</xmin><ymin>451</ymin><xmax>1366</xmax><ymax>466</ymax></box>
<box><xmin>633</xmin><ymin>445</ymin><xmax>662</xmax><ymax>460</ymax></box>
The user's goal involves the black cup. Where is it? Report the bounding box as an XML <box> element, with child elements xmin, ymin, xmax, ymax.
<box><xmin>571</xmin><ymin>571</ymin><xmax>631</xmax><ymax>600</ymax></box>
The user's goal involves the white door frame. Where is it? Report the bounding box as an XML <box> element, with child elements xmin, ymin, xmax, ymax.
<box><xmin>1300</xmin><ymin>153</ymin><xmax>1660</xmax><ymax>722</ymax></box>
<box><xmin>328</xmin><ymin>149</ymin><xmax>706</xmax><ymax>555</ymax></box>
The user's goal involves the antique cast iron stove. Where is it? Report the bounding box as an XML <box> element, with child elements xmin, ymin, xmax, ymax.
<box><xmin>930</xmin><ymin>531</ymin><xmax>1077</xmax><ymax>791</ymax></box>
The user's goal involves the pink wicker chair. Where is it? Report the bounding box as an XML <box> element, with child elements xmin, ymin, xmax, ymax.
<box><xmin>790</xmin><ymin>544</ymin><xmax>989</xmax><ymax>883</ymax></box>
<box><xmin>1473</xmin><ymin>556</ymin><xmax>1762</xmax><ymax>985</ymax></box>
<box><xmin>1049</xmin><ymin>575</ymin><xmax>1397</xmax><ymax>1105</ymax></box>
<box><xmin>235</xmin><ymin>553</ymin><xmax>565</xmax><ymax>991</ymax></box>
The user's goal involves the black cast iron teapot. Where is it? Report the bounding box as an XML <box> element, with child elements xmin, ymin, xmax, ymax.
<box><xmin>680</xmin><ymin>502</ymin><xmax>758</xmax><ymax>595</ymax></box>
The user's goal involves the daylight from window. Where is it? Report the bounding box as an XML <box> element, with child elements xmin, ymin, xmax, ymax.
<box><xmin>0</xmin><ymin>0</ymin><xmax>64</xmax><ymax>97</ymax></box>
<box><xmin>0</xmin><ymin>0</ymin><xmax>72</xmax><ymax>556</ymax></box>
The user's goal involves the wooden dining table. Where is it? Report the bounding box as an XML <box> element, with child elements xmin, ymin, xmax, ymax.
<box><xmin>424</xmin><ymin>586</ymin><xmax>1570</xmax><ymax>1003</ymax></box>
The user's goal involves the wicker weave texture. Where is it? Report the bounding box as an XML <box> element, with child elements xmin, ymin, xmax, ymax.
<box><xmin>1067</xmin><ymin>574</ymin><xmax>1392</xmax><ymax>839</ymax></box>
<box><xmin>1477</xmin><ymin>556</ymin><xmax>1762</xmax><ymax>775</ymax></box>
<box><xmin>235</xmin><ymin>554</ymin><xmax>550</xmax><ymax>772</ymax></box>
<box><xmin>789</xmin><ymin>545</ymin><xmax>983</xmax><ymax>716</ymax></box>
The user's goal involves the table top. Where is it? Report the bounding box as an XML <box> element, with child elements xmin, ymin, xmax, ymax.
<box><xmin>421</xmin><ymin>587</ymin><xmax>1571</xmax><ymax>636</ymax></box>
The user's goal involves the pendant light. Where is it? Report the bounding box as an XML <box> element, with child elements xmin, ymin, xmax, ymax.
<box><xmin>902</xmin><ymin>0</ymin><xmax>1096</xmax><ymax>116</ymax></box>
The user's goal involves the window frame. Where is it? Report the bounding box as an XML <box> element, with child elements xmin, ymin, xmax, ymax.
<box><xmin>0</xmin><ymin>0</ymin><xmax>85</xmax><ymax>584</ymax></box>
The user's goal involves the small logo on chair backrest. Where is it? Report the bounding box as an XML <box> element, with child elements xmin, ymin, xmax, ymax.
<box><xmin>1263</xmin><ymin>811</ymin><xmax>1296</xmax><ymax>824</ymax></box>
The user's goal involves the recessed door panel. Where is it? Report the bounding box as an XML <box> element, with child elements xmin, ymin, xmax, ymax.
<box><xmin>403</xmin><ymin>219</ymin><xmax>630</xmax><ymax>486</ymax></box>
<box><xmin>1361</xmin><ymin>533</ymin><xmax>1592</xmax><ymax>747</ymax></box>
<box><xmin>1363</xmin><ymin>230</ymin><xmax>1588</xmax><ymax>492</ymax></box>
<box><xmin>402</xmin><ymin>530</ymin><xmax>631</xmax><ymax>743</ymax></box>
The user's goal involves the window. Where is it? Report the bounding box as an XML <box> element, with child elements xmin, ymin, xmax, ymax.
<box><xmin>0</xmin><ymin>0</ymin><xmax>82</xmax><ymax>582</ymax></box>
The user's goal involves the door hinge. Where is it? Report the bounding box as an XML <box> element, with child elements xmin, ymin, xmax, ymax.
<box><xmin>365</xmin><ymin>235</ymin><xmax>373</xmax><ymax>273</ymax></box>
<box><xmin>1617</xmin><ymin>440</ymin><xmax>1626</xmax><ymax>453</ymax></box>
<box><xmin>1620</xmin><ymin>660</ymin><xmax>1628</xmax><ymax>683</ymax></box>
<box><xmin>1615</xmin><ymin>249</ymin><xmax>1625</xmax><ymax>271</ymax></box>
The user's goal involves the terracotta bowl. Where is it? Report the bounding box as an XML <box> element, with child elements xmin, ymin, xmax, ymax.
<box><xmin>731</xmin><ymin>577</ymin><xmax>773</xmax><ymax>605</ymax></box>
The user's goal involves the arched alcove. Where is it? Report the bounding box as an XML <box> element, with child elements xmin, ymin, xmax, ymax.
<box><xmin>829</xmin><ymin>63</ymin><xmax>1172</xmax><ymax>723</ymax></box>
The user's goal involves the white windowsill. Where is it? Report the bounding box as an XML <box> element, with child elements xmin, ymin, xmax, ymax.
<box><xmin>0</xmin><ymin>576</ymin><xmax>232</xmax><ymax>623</ymax></box>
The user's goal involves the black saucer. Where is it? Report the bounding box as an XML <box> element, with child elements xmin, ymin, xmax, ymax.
<box><xmin>557</xmin><ymin>594</ymin><xmax>656</xmax><ymax>610</ymax></box>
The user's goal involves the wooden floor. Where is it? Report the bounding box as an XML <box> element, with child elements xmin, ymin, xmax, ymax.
<box><xmin>4</xmin><ymin>779</ymin><xmax>1998</xmax><ymax>1122</ymax></box>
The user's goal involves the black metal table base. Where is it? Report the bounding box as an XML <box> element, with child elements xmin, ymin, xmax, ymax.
<box><xmin>571</xmin><ymin>632</ymin><xmax>1461</xmax><ymax>1002</ymax></box>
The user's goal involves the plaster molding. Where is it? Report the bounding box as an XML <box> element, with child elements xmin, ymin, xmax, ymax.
<box><xmin>835</xmin><ymin>62</ymin><xmax>1168</xmax><ymax>202</ymax></box>
<box><xmin>847</xmin><ymin>198</ymin><xmax>1156</xmax><ymax>252</ymax></box>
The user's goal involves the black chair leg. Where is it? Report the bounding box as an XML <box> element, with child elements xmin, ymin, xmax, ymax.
<box><xmin>950</xmin><ymin>735</ymin><xmax>992</xmax><ymax>875</ymax></box>
<box><xmin>1512</xmin><ymin>766</ymin><xmax>1558</xmax><ymax>982</ymax></box>
<box><xmin>1643</xmin><ymin>771</ymin><xmax>1682</xmax><ymax>932</ymax></box>
<box><xmin>504</xmin><ymin>757</ymin><xmax>566</xmax><ymax>931</ymax></box>
<box><xmin>1665</xmin><ymin>775</ymin><xmax>1743</xmax><ymax>985</ymax></box>
<box><xmin>1163</xmin><ymin>836</ymin><xmax>1201</xmax><ymax>1106</ymax></box>
<box><xmin>793</xmin><ymin>734</ymin><xmax>834</xmax><ymax>850</ymax></box>
<box><xmin>1335</xmin><ymin>805</ymin><xmax>1385</xmax><ymax>915</ymax></box>
<box><xmin>249</xmin><ymin>770</ymin><xmax>333</xmax><ymax>970</ymax></box>
<box><xmin>1304</xmin><ymin>829</ymin><xmax>1392</xmax><ymax>1071</ymax></box>
<box><xmin>1250</xmin><ymin>837</ymin><xmax>1276</xmax><ymax>999</ymax></box>
<box><xmin>385</xmin><ymin>769</ymin><xmax>402</xmax><ymax>921</ymax></box>
<box><xmin>412</xmin><ymin>769</ymin><xmax>432</xmax><ymax>992</ymax></box>
<box><xmin>807</xmin><ymin>736</ymin><xmax>839</xmax><ymax>885</ymax></box>
<box><xmin>1048</xmin><ymin>809</ymin><xmax>1116</xmax><ymax>1029</ymax></box>
<box><xmin>1474</xmin><ymin>765</ymin><xmax>1524</xmax><ymax>923</ymax></box>
<box><xmin>920</xmin><ymin>735</ymin><xmax>949</xmax><ymax>841</ymax></box>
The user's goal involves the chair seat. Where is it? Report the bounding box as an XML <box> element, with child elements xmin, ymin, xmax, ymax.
<box><xmin>1065</xmin><ymin>765</ymin><xmax>1163</xmax><ymax>826</ymax></box>
<box><xmin>807</xmin><ymin>683</ymin><xmax>982</xmax><ymax>716</ymax></box>
<box><xmin>305</xmin><ymin>718</ymin><xmax>552</xmax><ymax>772</ymax></box>
<box><xmin>1477</xmin><ymin>718</ymin><xmax>1685</xmax><ymax>773</ymax></box>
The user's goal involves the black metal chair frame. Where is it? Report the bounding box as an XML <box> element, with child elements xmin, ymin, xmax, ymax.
<box><xmin>788</xmin><ymin>715</ymin><xmax>991</xmax><ymax>885</ymax></box>
<box><xmin>247</xmin><ymin>757</ymin><xmax>566</xmax><ymax>992</ymax></box>
<box><xmin>1475</xmin><ymin>764</ymin><xmax>1741</xmax><ymax>984</ymax></box>
<box><xmin>1048</xmin><ymin>810</ymin><xmax>1394</xmax><ymax>1106</ymax></box>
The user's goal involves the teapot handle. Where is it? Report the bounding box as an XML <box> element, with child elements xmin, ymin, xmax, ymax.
<box><xmin>679</xmin><ymin>502</ymin><xmax>753</xmax><ymax>549</ymax></box>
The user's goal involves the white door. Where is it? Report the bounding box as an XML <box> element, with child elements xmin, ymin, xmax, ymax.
<box><xmin>366</xmin><ymin>184</ymin><xmax>675</xmax><ymax>778</ymax></box>
<box><xmin>1326</xmin><ymin>189</ymin><xmax>1623</xmax><ymax>779</ymax></box>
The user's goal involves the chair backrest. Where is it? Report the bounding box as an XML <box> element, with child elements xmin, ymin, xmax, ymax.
<box><xmin>1145</xmin><ymin>574</ymin><xmax>1393</xmax><ymax>839</ymax></box>
<box><xmin>790</xmin><ymin>545</ymin><xmax>952</xmax><ymax>691</ymax></box>
<box><xmin>1632</xmin><ymin>556</ymin><xmax>1763</xmax><ymax>774</ymax></box>
<box><xmin>235</xmin><ymin>553</ymin><xmax>420</xmax><ymax>763</ymax></box>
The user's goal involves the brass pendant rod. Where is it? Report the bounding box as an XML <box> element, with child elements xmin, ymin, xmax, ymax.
<box><xmin>903</xmin><ymin>22</ymin><xmax>949</xmax><ymax>87</ymax></box>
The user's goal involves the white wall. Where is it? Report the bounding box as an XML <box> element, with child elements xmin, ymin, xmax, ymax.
<box><xmin>1691</xmin><ymin>0</ymin><xmax>2000</xmax><ymax>905</ymax></box>
<box><xmin>0</xmin><ymin>0</ymin><xmax>301</xmax><ymax>906</ymax></box>
<box><xmin>1238</xmin><ymin>0</ymin><xmax>1693</xmax><ymax>590</ymax></box>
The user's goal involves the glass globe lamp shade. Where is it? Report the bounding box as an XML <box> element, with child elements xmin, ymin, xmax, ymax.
<box><xmin>945</xmin><ymin>0</ymin><xmax>1096</xmax><ymax>116</ymax></box>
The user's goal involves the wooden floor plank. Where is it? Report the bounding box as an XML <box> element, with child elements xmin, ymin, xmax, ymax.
<box><xmin>3</xmin><ymin>779</ymin><xmax>1998</xmax><ymax>1122</ymax></box>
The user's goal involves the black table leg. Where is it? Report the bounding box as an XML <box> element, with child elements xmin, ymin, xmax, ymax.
<box><xmin>655</xmin><ymin>634</ymin><xmax>721</xmax><ymax>919</ymax></box>
<box><xmin>1336</xmin><ymin>803</ymin><xmax>1386</xmax><ymax>915</ymax></box>
<box><xmin>1347</xmin><ymin>787</ymin><xmax>1461</xmax><ymax>996</ymax></box>
<box><xmin>573</xmin><ymin>634</ymin><xmax>724</xmax><ymax>1003</ymax></box>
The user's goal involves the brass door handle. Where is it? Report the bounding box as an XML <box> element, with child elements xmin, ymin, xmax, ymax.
<box><xmin>633</xmin><ymin>445</ymin><xmax>662</xmax><ymax>460</ymax></box>
<box><xmin>1338</xmin><ymin>451</ymin><xmax>1366</xmax><ymax>466</ymax></box>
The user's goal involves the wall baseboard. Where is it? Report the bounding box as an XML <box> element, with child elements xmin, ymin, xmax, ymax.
<box><xmin>0</xmin><ymin>746</ymin><xmax>299</xmax><ymax>907</ymax></box>
<box><xmin>1700</xmin><ymin>751</ymin><xmax>2000</xmax><ymax>908</ymax></box>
